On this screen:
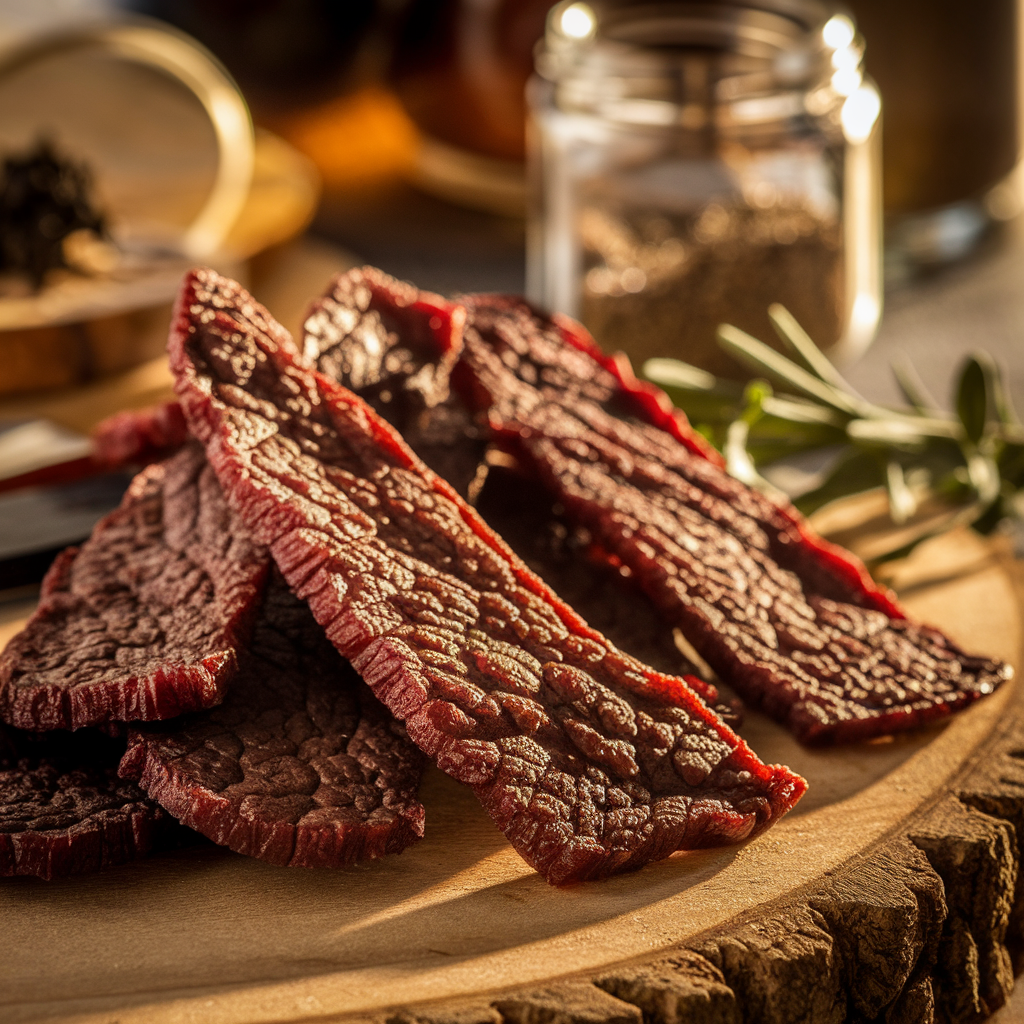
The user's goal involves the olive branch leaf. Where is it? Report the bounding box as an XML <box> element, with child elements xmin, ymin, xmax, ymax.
<box><xmin>642</xmin><ymin>308</ymin><xmax>1020</xmax><ymax>562</ymax></box>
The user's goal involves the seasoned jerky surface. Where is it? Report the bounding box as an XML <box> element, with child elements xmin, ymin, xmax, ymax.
<box><xmin>303</xmin><ymin>275</ymin><xmax>713</xmax><ymax>695</ymax></box>
<box><xmin>304</xmin><ymin>267</ymin><xmax>485</xmax><ymax>498</ymax></box>
<box><xmin>0</xmin><ymin>725</ymin><xmax>174</xmax><ymax>879</ymax></box>
<box><xmin>92</xmin><ymin>400</ymin><xmax>190</xmax><ymax>470</ymax></box>
<box><xmin>454</xmin><ymin>295</ymin><xmax>1012</xmax><ymax>744</ymax></box>
<box><xmin>121</xmin><ymin>574</ymin><xmax>425</xmax><ymax>868</ymax></box>
<box><xmin>171</xmin><ymin>268</ymin><xmax>804</xmax><ymax>885</ymax></box>
<box><xmin>0</xmin><ymin>443</ymin><xmax>269</xmax><ymax>730</ymax></box>
<box><xmin>473</xmin><ymin>464</ymin><xmax>742</xmax><ymax>728</ymax></box>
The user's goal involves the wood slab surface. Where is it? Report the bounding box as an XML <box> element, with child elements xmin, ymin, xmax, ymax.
<box><xmin>2</xmin><ymin>527</ymin><xmax>1023</xmax><ymax>1024</ymax></box>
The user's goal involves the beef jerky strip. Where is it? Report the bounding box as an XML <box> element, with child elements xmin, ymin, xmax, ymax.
<box><xmin>302</xmin><ymin>276</ymin><xmax>737</xmax><ymax>722</ymax></box>
<box><xmin>474</xmin><ymin>465</ymin><xmax>692</xmax><ymax>679</ymax></box>
<box><xmin>473</xmin><ymin>463</ymin><xmax>743</xmax><ymax>729</ymax></box>
<box><xmin>0</xmin><ymin>443</ymin><xmax>270</xmax><ymax>730</ymax></box>
<box><xmin>91</xmin><ymin>400</ymin><xmax>190</xmax><ymax>470</ymax></box>
<box><xmin>303</xmin><ymin>269</ymin><xmax>718</xmax><ymax>707</ymax></box>
<box><xmin>0</xmin><ymin>724</ymin><xmax>177</xmax><ymax>879</ymax></box>
<box><xmin>171</xmin><ymin>268</ymin><xmax>804</xmax><ymax>885</ymax></box>
<box><xmin>87</xmin><ymin>262</ymin><xmax>472</xmax><ymax>480</ymax></box>
<box><xmin>302</xmin><ymin>267</ymin><xmax>485</xmax><ymax>499</ymax></box>
<box><xmin>121</xmin><ymin>574</ymin><xmax>426</xmax><ymax>868</ymax></box>
<box><xmin>93</xmin><ymin>265</ymin><xmax>305</xmax><ymax>474</ymax></box>
<box><xmin>450</xmin><ymin>295</ymin><xmax>1012</xmax><ymax>744</ymax></box>
<box><xmin>305</xmin><ymin>274</ymin><xmax>1008</xmax><ymax>743</ymax></box>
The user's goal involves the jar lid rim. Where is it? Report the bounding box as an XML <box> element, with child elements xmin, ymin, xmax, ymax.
<box><xmin>537</xmin><ymin>1</ymin><xmax>861</xmax><ymax>91</ymax></box>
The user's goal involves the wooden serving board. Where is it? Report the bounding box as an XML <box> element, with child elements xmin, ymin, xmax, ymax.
<box><xmin>3</xmin><ymin>528</ymin><xmax>1024</xmax><ymax>1024</ymax></box>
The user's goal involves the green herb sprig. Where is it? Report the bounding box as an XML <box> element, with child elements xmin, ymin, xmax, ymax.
<box><xmin>642</xmin><ymin>304</ymin><xmax>1024</xmax><ymax>562</ymax></box>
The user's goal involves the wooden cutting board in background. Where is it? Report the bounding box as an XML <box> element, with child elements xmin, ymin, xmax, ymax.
<box><xmin>0</xmin><ymin>235</ymin><xmax>356</xmax><ymax>440</ymax></box>
<box><xmin>1</xmin><ymin>525</ymin><xmax>1022</xmax><ymax>1024</ymax></box>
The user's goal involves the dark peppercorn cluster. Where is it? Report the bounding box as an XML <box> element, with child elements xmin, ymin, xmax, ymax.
<box><xmin>0</xmin><ymin>140</ymin><xmax>106</xmax><ymax>289</ymax></box>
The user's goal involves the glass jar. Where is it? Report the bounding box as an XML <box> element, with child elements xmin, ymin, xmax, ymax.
<box><xmin>527</xmin><ymin>0</ymin><xmax>882</xmax><ymax>378</ymax></box>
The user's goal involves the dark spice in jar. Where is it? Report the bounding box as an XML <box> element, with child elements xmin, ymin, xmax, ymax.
<box><xmin>579</xmin><ymin>198</ymin><xmax>844</xmax><ymax>380</ymax></box>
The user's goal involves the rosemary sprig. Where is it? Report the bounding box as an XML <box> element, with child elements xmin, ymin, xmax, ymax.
<box><xmin>642</xmin><ymin>304</ymin><xmax>1023</xmax><ymax>562</ymax></box>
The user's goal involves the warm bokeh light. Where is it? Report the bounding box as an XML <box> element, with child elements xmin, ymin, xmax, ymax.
<box><xmin>822</xmin><ymin>14</ymin><xmax>855</xmax><ymax>51</ymax></box>
<box><xmin>831</xmin><ymin>67</ymin><xmax>862</xmax><ymax>97</ymax></box>
<box><xmin>560</xmin><ymin>3</ymin><xmax>596</xmax><ymax>41</ymax></box>
<box><xmin>831</xmin><ymin>44</ymin><xmax>860</xmax><ymax>72</ymax></box>
<box><xmin>274</xmin><ymin>86</ymin><xmax>419</xmax><ymax>189</ymax></box>
<box><xmin>841</xmin><ymin>85</ymin><xmax>881</xmax><ymax>144</ymax></box>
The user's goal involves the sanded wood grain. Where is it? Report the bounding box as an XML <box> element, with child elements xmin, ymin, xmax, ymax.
<box><xmin>1</xmin><ymin>528</ymin><xmax>1021</xmax><ymax>1024</ymax></box>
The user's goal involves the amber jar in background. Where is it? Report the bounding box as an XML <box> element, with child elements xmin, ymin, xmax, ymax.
<box><xmin>390</xmin><ymin>0</ymin><xmax>551</xmax><ymax>213</ymax></box>
<box><xmin>847</xmin><ymin>0</ymin><xmax>1019</xmax><ymax>267</ymax></box>
<box><xmin>528</xmin><ymin>1</ymin><xmax>883</xmax><ymax>378</ymax></box>
<box><xmin>391</xmin><ymin>0</ymin><xmax>547</xmax><ymax>161</ymax></box>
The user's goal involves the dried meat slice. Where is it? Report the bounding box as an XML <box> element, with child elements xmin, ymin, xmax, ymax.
<box><xmin>91</xmin><ymin>400</ymin><xmax>190</xmax><ymax>470</ymax></box>
<box><xmin>304</xmin><ymin>275</ymin><xmax>747</xmax><ymax>734</ymax></box>
<box><xmin>305</xmin><ymin>271</ymin><xmax>728</xmax><ymax>714</ymax></box>
<box><xmin>303</xmin><ymin>267</ymin><xmax>484</xmax><ymax>499</ymax></box>
<box><xmin>474</xmin><ymin>463</ymin><xmax>743</xmax><ymax>728</ymax></box>
<box><xmin>170</xmin><ymin>268</ymin><xmax>805</xmax><ymax>885</ymax></box>
<box><xmin>120</xmin><ymin>574</ymin><xmax>426</xmax><ymax>868</ymax></box>
<box><xmin>451</xmin><ymin>295</ymin><xmax>1012</xmax><ymax>744</ymax></box>
<box><xmin>302</xmin><ymin>265</ymin><xmax>463</xmax><ymax>393</ymax></box>
<box><xmin>0</xmin><ymin>724</ymin><xmax>177</xmax><ymax>879</ymax></box>
<box><xmin>0</xmin><ymin>443</ymin><xmax>270</xmax><ymax>730</ymax></box>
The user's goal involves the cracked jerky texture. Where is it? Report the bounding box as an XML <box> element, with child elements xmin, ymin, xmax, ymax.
<box><xmin>91</xmin><ymin>400</ymin><xmax>190</xmax><ymax>470</ymax></box>
<box><xmin>472</xmin><ymin>464</ymin><xmax>743</xmax><ymax>729</ymax></box>
<box><xmin>451</xmin><ymin>294</ymin><xmax>1012</xmax><ymax>744</ymax></box>
<box><xmin>0</xmin><ymin>442</ymin><xmax>270</xmax><ymax>730</ymax></box>
<box><xmin>170</xmin><ymin>268</ymin><xmax>805</xmax><ymax>885</ymax></box>
<box><xmin>303</xmin><ymin>266</ymin><xmax>485</xmax><ymax>499</ymax></box>
<box><xmin>0</xmin><ymin>724</ymin><xmax>175</xmax><ymax>879</ymax></box>
<box><xmin>305</xmin><ymin>271</ymin><xmax>718</xmax><ymax>698</ymax></box>
<box><xmin>120</xmin><ymin>574</ymin><xmax>426</xmax><ymax>868</ymax></box>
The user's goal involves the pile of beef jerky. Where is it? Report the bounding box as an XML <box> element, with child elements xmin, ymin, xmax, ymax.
<box><xmin>0</xmin><ymin>268</ymin><xmax>1011</xmax><ymax>885</ymax></box>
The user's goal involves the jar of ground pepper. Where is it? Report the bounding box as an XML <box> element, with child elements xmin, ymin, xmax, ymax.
<box><xmin>527</xmin><ymin>0</ymin><xmax>881</xmax><ymax>378</ymax></box>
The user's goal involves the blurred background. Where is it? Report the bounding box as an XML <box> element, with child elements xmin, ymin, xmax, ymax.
<box><xmin>0</xmin><ymin>0</ymin><xmax>1020</xmax><ymax>383</ymax></box>
<box><xmin>2</xmin><ymin>0</ymin><xmax>1024</xmax><ymax>600</ymax></box>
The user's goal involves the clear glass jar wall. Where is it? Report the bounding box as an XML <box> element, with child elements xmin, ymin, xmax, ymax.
<box><xmin>527</xmin><ymin>0</ymin><xmax>882</xmax><ymax>378</ymax></box>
